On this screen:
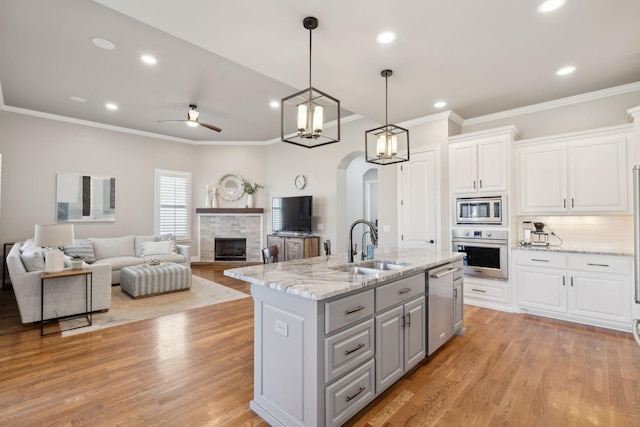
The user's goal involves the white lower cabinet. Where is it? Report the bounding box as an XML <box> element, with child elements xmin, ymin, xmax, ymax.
<box><xmin>515</xmin><ymin>250</ymin><xmax>632</xmax><ymax>331</ymax></box>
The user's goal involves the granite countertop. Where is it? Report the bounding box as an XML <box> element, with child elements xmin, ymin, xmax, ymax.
<box><xmin>224</xmin><ymin>247</ymin><xmax>465</xmax><ymax>300</ymax></box>
<box><xmin>512</xmin><ymin>244</ymin><xmax>632</xmax><ymax>257</ymax></box>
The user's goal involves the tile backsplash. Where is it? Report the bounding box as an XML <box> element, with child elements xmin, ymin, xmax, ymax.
<box><xmin>516</xmin><ymin>215</ymin><xmax>634</xmax><ymax>251</ymax></box>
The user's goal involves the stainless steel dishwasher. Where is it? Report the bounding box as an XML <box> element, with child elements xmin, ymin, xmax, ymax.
<box><xmin>427</xmin><ymin>262</ymin><xmax>458</xmax><ymax>355</ymax></box>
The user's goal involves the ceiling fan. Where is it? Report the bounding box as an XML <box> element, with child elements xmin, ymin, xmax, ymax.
<box><xmin>159</xmin><ymin>104</ymin><xmax>222</xmax><ymax>132</ymax></box>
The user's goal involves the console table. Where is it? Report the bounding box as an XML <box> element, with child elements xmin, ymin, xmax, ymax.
<box><xmin>267</xmin><ymin>234</ymin><xmax>320</xmax><ymax>261</ymax></box>
<box><xmin>41</xmin><ymin>269</ymin><xmax>93</xmax><ymax>336</ymax></box>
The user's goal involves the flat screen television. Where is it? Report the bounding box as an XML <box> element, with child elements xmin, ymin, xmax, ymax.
<box><xmin>272</xmin><ymin>195</ymin><xmax>313</xmax><ymax>235</ymax></box>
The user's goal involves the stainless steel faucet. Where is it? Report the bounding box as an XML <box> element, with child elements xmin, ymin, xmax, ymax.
<box><xmin>348</xmin><ymin>219</ymin><xmax>378</xmax><ymax>263</ymax></box>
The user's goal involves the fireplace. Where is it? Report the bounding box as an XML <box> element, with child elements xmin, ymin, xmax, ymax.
<box><xmin>197</xmin><ymin>210</ymin><xmax>263</xmax><ymax>263</ymax></box>
<box><xmin>215</xmin><ymin>238</ymin><xmax>247</xmax><ymax>261</ymax></box>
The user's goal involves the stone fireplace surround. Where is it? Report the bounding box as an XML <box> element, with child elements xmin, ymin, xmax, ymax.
<box><xmin>197</xmin><ymin>208</ymin><xmax>264</xmax><ymax>263</ymax></box>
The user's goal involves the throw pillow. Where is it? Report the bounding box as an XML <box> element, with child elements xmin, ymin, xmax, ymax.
<box><xmin>20</xmin><ymin>239</ymin><xmax>35</xmax><ymax>252</ymax></box>
<box><xmin>156</xmin><ymin>233</ymin><xmax>177</xmax><ymax>253</ymax></box>
<box><xmin>141</xmin><ymin>240</ymin><xmax>175</xmax><ymax>256</ymax></box>
<box><xmin>21</xmin><ymin>247</ymin><xmax>45</xmax><ymax>272</ymax></box>
<box><xmin>63</xmin><ymin>239</ymin><xmax>96</xmax><ymax>264</ymax></box>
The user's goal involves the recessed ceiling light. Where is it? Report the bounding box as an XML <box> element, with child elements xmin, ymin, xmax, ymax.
<box><xmin>91</xmin><ymin>37</ymin><xmax>116</xmax><ymax>50</ymax></box>
<box><xmin>556</xmin><ymin>66</ymin><xmax>576</xmax><ymax>76</ymax></box>
<box><xmin>537</xmin><ymin>0</ymin><xmax>567</xmax><ymax>13</ymax></box>
<box><xmin>105</xmin><ymin>103</ymin><xmax>118</xmax><ymax>110</ymax></box>
<box><xmin>434</xmin><ymin>101</ymin><xmax>447</xmax><ymax>108</ymax></box>
<box><xmin>69</xmin><ymin>96</ymin><xmax>86</xmax><ymax>103</ymax></box>
<box><xmin>376</xmin><ymin>31</ymin><xmax>396</xmax><ymax>44</ymax></box>
<box><xmin>141</xmin><ymin>55</ymin><xmax>157</xmax><ymax>65</ymax></box>
<box><xmin>270</xmin><ymin>101</ymin><xmax>280</xmax><ymax>108</ymax></box>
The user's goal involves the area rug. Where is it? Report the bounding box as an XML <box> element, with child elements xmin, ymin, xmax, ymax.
<box><xmin>59</xmin><ymin>275</ymin><xmax>249</xmax><ymax>337</ymax></box>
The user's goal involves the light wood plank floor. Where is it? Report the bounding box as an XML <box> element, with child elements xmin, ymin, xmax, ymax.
<box><xmin>1</xmin><ymin>265</ymin><xmax>639</xmax><ymax>426</ymax></box>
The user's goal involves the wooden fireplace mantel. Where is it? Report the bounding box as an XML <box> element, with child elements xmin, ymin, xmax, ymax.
<box><xmin>196</xmin><ymin>208</ymin><xmax>264</xmax><ymax>214</ymax></box>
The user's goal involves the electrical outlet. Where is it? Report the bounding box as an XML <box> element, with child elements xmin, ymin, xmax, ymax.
<box><xmin>275</xmin><ymin>320</ymin><xmax>288</xmax><ymax>336</ymax></box>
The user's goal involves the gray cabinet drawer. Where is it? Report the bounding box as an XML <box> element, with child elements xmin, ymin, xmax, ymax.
<box><xmin>325</xmin><ymin>359</ymin><xmax>375</xmax><ymax>427</ymax></box>
<box><xmin>453</xmin><ymin>260</ymin><xmax>464</xmax><ymax>280</ymax></box>
<box><xmin>324</xmin><ymin>318</ymin><xmax>374</xmax><ymax>383</ymax></box>
<box><xmin>376</xmin><ymin>273</ymin><xmax>425</xmax><ymax>312</ymax></box>
<box><xmin>325</xmin><ymin>289</ymin><xmax>374</xmax><ymax>334</ymax></box>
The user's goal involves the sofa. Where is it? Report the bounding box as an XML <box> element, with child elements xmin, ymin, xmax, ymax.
<box><xmin>64</xmin><ymin>234</ymin><xmax>190</xmax><ymax>285</ymax></box>
<box><xmin>6</xmin><ymin>234</ymin><xmax>190</xmax><ymax>325</ymax></box>
<box><xmin>7</xmin><ymin>241</ymin><xmax>112</xmax><ymax>325</ymax></box>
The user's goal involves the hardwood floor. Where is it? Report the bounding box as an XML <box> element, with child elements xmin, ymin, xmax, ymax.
<box><xmin>1</xmin><ymin>265</ymin><xmax>639</xmax><ymax>426</ymax></box>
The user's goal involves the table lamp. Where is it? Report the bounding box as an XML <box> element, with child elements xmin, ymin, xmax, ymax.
<box><xmin>34</xmin><ymin>224</ymin><xmax>75</xmax><ymax>273</ymax></box>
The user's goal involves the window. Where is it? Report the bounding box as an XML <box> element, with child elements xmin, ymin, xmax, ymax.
<box><xmin>155</xmin><ymin>169</ymin><xmax>191</xmax><ymax>242</ymax></box>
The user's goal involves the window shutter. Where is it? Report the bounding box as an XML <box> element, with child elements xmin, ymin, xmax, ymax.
<box><xmin>156</xmin><ymin>170</ymin><xmax>191</xmax><ymax>241</ymax></box>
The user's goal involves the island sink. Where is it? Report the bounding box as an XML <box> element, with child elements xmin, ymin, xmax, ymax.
<box><xmin>331</xmin><ymin>260</ymin><xmax>410</xmax><ymax>275</ymax></box>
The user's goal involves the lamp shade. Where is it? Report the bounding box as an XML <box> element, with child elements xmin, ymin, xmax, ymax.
<box><xmin>34</xmin><ymin>224</ymin><xmax>75</xmax><ymax>248</ymax></box>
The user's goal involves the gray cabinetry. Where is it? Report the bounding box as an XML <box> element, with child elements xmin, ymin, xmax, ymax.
<box><xmin>375</xmin><ymin>275</ymin><xmax>426</xmax><ymax>394</ymax></box>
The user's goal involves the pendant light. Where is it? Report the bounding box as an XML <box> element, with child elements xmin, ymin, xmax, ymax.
<box><xmin>365</xmin><ymin>70</ymin><xmax>409</xmax><ymax>165</ymax></box>
<box><xmin>281</xmin><ymin>17</ymin><xmax>340</xmax><ymax>148</ymax></box>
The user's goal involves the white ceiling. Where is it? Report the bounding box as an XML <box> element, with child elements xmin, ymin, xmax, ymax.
<box><xmin>1</xmin><ymin>0</ymin><xmax>639</xmax><ymax>143</ymax></box>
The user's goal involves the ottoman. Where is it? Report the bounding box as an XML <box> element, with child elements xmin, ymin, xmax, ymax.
<box><xmin>120</xmin><ymin>262</ymin><xmax>192</xmax><ymax>298</ymax></box>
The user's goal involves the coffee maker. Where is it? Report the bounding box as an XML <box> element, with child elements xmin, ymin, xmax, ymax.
<box><xmin>531</xmin><ymin>222</ymin><xmax>549</xmax><ymax>246</ymax></box>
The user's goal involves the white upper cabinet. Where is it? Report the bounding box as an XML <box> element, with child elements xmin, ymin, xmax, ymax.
<box><xmin>516</xmin><ymin>125</ymin><xmax>632</xmax><ymax>214</ymax></box>
<box><xmin>449</xmin><ymin>126</ymin><xmax>520</xmax><ymax>195</ymax></box>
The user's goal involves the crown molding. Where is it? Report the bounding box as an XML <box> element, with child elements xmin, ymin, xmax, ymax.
<box><xmin>398</xmin><ymin>110</ymin><xmax>464</xmax><ymax>128</ymax></box>
<box><xmin>448</xmin><ymin>125</ymin><xmax>522</xmax><ymax>143</ymax></box>
<box><xmin>464</xmin><ymin>81</ymin><xmax>640</xmax><ymax>126</ymax></box>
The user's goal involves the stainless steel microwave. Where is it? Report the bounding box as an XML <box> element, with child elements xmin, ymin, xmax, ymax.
<box><xmin>455</xmin><ymin>196</ymin><xmax>505</xmax><ymax>225</ymax></box>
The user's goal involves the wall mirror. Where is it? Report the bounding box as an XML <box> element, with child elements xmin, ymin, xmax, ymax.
<box><xmin>218</xmin><ymin>173</ymin><xmax>245</xmax><ymax>201</ymax></box>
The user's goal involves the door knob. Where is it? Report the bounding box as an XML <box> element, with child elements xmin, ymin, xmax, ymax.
<box><xmin>429</xmin><ymin>240</ymin><xmax>435</xmax><ymax>244</ymax></box>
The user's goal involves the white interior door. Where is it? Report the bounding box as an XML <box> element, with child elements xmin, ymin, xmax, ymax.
<box><xmin>399</xmin><ymin>149</ymin><xmax>438</xmax><ymax>249</ymax></box>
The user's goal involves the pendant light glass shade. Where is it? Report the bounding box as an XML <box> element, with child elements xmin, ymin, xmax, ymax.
<box><xmin>365</xmin><ymin>70</ymin><xmax>409</xmax><ymax>165</ymax></box>
<box><xmin>281</xmin><ymin>17</ymin><xmax>340</xmax><ymax>148</ymax></box>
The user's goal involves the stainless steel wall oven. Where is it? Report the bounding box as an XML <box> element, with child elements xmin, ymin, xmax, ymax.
<box><xmin>451</xmin><ymin>229</ymin><xmax>508</xmax><ymax>280</ymax></box>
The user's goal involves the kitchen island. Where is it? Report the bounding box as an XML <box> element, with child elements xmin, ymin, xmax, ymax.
<box><xmin>225</xmin><ymin>247</ymin><xmax>465</xmax><ymax>427</ymax></box>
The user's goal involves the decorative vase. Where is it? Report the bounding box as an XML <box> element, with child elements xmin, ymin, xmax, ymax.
<box><xmin>247</xmin><ymin>194</ymin><xmax>254</xmax><ymax>209</ymax></box>
<box><xmin>205</xmin><ymin>185</ymin><xmax>212</xmax><ymax>208</ymax></box>
<box><xmin>212</xmin><ymin>191</ymin><xmax>218</xmax><ymax>208</ymax></box>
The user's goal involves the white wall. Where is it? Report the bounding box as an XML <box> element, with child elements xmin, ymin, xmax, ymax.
<box><xmin>0</xmin><ymin>111</ymin><xmax>269</xmax><ymax>255</ymax></box>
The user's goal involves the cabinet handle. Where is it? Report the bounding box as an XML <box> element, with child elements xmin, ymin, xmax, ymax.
<box><xmin>345</xmin><ymin>343</ymin><xmax>365</xmax><ymax>355</ymax></box>
<box><xmin>479</xmin><ymin>179</ymin><xmax>483</xmax><ymax>188</ymax></box>
<box><xmin>563</xmin><ymin>198</ymin><xmax>566</xmax><ymax>208</ymax></box>
<box><xmin>346</xmin><ymin>387</ymin><xmax>365</xmax><ymax>402</ymax></box>
<box><xmin>572</xmin><ymin>198</ymin><xmax>575</xmax><ymax>208</ymax></box>
<box><xmin>406</xmin><ymin>312</ymin><xmax>411</xmax><ymax>327</ymax></box>
<box><xmin>345</xmin><ymin>306</ymin><xmax>366</xmax><ymax>315</ymax></box>
<box><xmin>563</xmin><ymin>276</ymin><xmax>565</xmax><ymax>287</ymax></box>
<box><xmin>570</xmin><ymin>277</ymin><xmax>574</xmax><ymax>287</ymax></box>
<box><xmin>399</xmin><ymin>288</ymin><xmax>412</xmax><ymax>294</ymax></box>
<box><xmin>430</xmin><ymin>268</ymin><xmax>456</xmax><ymax>279</ymax></box>
<box><xmin>454</xmin><ymin>289</ymin><xmax>458</xmax><ymax>298</ymax></box>
<box><xmin>473</xmin><ymin>180</ymin><xmax>476</xmax><ymax>189</ymax></box>
<box><xmin>530</xmin><ymin>258</ymin><xmax>550</xmax><ymax>262</ymax></box>
<box><xmin>471</xmin><ymin>288</ymin><xmax>486</xmax><ymax>293</ymax></box>
<box><xmin>587</xmin><ymin>263</ymin><xmax>609</xmax><ymax>267</ymax></box>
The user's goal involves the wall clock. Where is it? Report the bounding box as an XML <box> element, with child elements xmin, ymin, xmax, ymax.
<box><xmin>295</xmin><ymin>174</ymin><xmax>307</xmax><ymax>190</ymax></box>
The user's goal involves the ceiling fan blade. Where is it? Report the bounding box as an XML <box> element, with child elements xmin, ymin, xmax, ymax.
<box><xmin>158</xmin><ymin>120</ymin><xmax>188</xmax><ymax>124</ymax></box>
<box><xmin>198</xmin><ymin>122</ymin><xmax>222</xmax><ymax>132</ymax></box>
